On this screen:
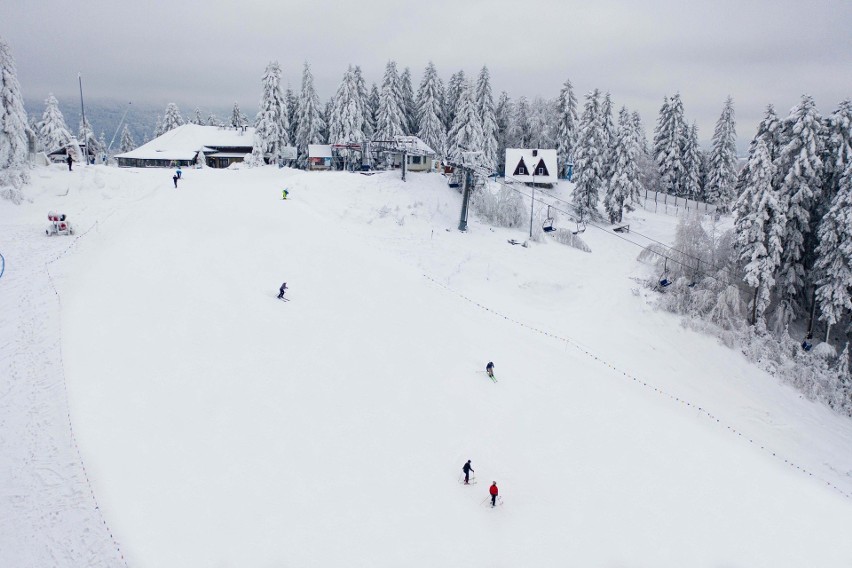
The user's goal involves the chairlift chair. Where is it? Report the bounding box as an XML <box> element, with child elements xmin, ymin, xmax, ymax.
<box><xmin>572</xmin><ymin>219</ymin><xmax>586</xmax><ymax>235</ymax></box>
<box><xmin>658</xmin><ymin>257</ymin><xmax>671</xmax><ymax>288</ymax></box>
<box><xmin>542</xmin><ymin>206</ymin><xmax>556</xmax><ymax>233</ymax></box>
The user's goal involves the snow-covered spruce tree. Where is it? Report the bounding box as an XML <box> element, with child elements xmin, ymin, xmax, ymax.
<box><xmin>295</xmin><ymin>62</ymin><xmax>326</xmax><ymax>168</ymax></box>
<box><xmin>831</xmin><ymin>343</ymin><xmax>851</xmax><ymax>414</ymax></box>
<box><xmin>0</xmin><ymin>36</ymin><xmax>31</xmax><ymax>191</ymax></box>
<box><xmin>604</xmin><ymin>106</ymin><xmax>643</xmax><ymax>223</ymax></box>
<box><xmin>814</xmin><ymin>162</ymin><xmax>852</xmax><ymax>336</ymax></box>
<box><xmin>192</xmin><ymin>107</ymin><xmax>204</xmax><ymax>125</ymax></box>
<box><xmin>154</xmin><ymin>114</ymin><xmax>163</xmax><ymax>137</ymax></box>
<box><xmin>824</xmin><ymin>100</ymin><xmax>852</xmax><ymax>205</ymax></box>
<box><xmin>654</xmin><ymin>94</ymin><xmax>687</xmax><ymax>196</ymax></box>
<box><xmin>494</xmin><ymin>91</ymin><xmax>512</xmax><ymax>173</ymax></box>
<box><xmin>735</xmin><ymin>104</ymin><xmax>780</xmax><ymax>201</ymax></box>
<box><xmin>206</xmin><ymin>112</ymin><xmax>219</xmax><ymax>126</ymax></box>
<box><xmin>682</xmin><ymin>122</ymin><xmax>702</xmax><ymax>200</ymax></box>
<box><xmin>285</xmin><ymin>87</ymin><xmax>299</xmax><ymax>144</ymax></box>
<box><xmin>353</xmin><ymin>66</ymin><xmax>372</xmax><ymax>139</ymax></box>
<box><xmin>599</xmin><ymin>92</ymin><xmax>616</xmax><ymax>187</ymax></box>
<box><xmin>771</xmin><ymin>95</ymin><xmax>824</xmax><ymax>331</ymax></box>
<box><xmin>632</xmin><ymin>110</ymin><xmax>656</xmax><ymax>195</ymax></box>
<box><xmin>572</xmin><ymin>89</ymin><xmax>605</xmax><ymax>220</ymax></box>
<box><xmin>321</xmin><ymin>98</ymin><xmax>333</xmax><ymax>144</ymax></box>
<box><xmin>416</xmin><ymin>61</ymin><xmax>446</xmax><ymax>158</ymax></box>
<box><xmin>375</xmin><ymin>61</ymin><xmax>405</xmax><ymax>141</ymax></box>
<box><xmin>399</xmin><ymin>67</ymin><xmax>417</xmax><ymax>135</ymax></box>
<box><xmin>555</xmin><ymin>78</ymin><xmax>579</xmax><ymax>178</ymax></box>
<box><xmin>446</xmin><ymin>79</ymin><xmax>484</xmax><ymax>165</ymax></box>
<box><xmin>230</xmin><ymin>102</ymin><xmax>246</xmax><ymax>128</ymax></box>
<box><xmin>368</xmin><ymin>83</ymin><xmax>380</xmax><ymax>136</ymax></box>
<box><xmin>78</xmin><ymin>116</ymin><xmax>100</xmax><ymax>156</ymax></box>
<box><xmin>328</xmin><ymin>66</ymin><xmax>365</xmax><ymax>166</ymax></box>
<box><xmin>162</xmin><ymin>102</ymin><xmax>184</xmax><ymax>133</ymax></box>
<box><xmin>705</xmin><ymin>96</ymin><xmax>738</xmax><ymax>212</ymax></box>
<box><xmin>444</xmin><ymin>70</ymin><xmax>465</xmax><ymax>132</ymax></box>
<box><xmin>251</xmin><ymin>61</ymin><xmax>290</xmax><ymax>164</ymax></box>
<box><xmin>509</xmin><ymin>96</ymin><xmax>532</xmax><ymax>149</ymax></box>
<box><xmin>734</xmin><ymin>138</ymin><xmax>784</xmax><ymax>332</ymax></box>
<box><xmin>119</xmin><ymin>124</ymin><xmax>135</xmax><ymax>152</ymax></box>
<box><xmin>528</xmin><ymin>97</ymin><xmax>555</xmax><ymax>149</ymax></box>
<box><xmin>38</xmin><ymin>93</ymin><xmax>71</xmax><ymax>152</ymax></box>
<box><xmin>475</xmin><ymin>66</ymin><xmax>498</xmax><ymax>171</ymax></box>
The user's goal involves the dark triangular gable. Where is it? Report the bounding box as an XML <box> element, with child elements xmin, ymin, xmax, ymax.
<box><xmin>513</xmin><ymin>157</ymin><xmax>529</xmax><ymax>176</ymax></box>
<box><xmin>533</xmin><ymin>158</ymin><xmax>549</xmax><ymax>177</ymax></box>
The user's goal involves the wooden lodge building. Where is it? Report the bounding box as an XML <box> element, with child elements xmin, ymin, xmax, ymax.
<box><xmin>116</xmin><ymin>124</ymin><xmax>254</xmax><ymax>168</ymax></box>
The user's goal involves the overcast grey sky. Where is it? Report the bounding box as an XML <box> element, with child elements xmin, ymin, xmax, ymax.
<box><xmin>3</xmin><ymin>0</ymin><xmax>850</xmax><ymax>150</ymax></box>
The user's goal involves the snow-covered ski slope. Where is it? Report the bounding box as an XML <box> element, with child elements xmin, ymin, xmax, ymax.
<box><xmin>3</xmin><ymin>164</ymin><xmax>852</xmax><ymax>567</ymax></box>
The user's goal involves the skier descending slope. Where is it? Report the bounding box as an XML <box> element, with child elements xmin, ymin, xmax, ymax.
<box><xmin>486</xmin><ymin>361</ymin><xmax>496</xmax><ymax>382</ymax></box>
<box><xmin>277</xmin><ymin>282</ymin><xmax>288</xmax><ymax>300</ymax></box>
<box><xmin>489</xmin><ymin>482</ymin><xmax>499</xmax><ymax>507</ymax></box>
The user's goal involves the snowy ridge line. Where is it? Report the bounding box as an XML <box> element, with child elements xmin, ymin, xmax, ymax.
<box><xmin>424</xmin><ymin>274</ymin><xmax>852</xmax><ymax>501</ymax></box>
<box><xmin>43</xmin><ymin>221</ymin><xmax>131</xmax><ymax>567</ymax></box>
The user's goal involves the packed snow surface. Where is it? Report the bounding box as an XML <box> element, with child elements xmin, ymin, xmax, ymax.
<box><xmin>3</xmin><ymin>164</ymin><xmax>852</xmax><ymax>567</ymax></box>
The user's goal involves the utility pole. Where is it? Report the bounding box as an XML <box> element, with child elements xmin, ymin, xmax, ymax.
<box><xmin>78</xmin><ymin>73</ymin><xmax>89</xmax><ymax>165</ymax></box>
<box><xmin>529</xmin><ymin>170</ymin><xmax>536</xmax><ymax>238</ymax></box>
<box><xmin>401</xmin><ymin>149</ymin><xmax>407</xmax><ymax>182</ymax></box>
<box><xmin>458</xmin><ymin>166</ymin><xmax>472</xmax><ymax>231</ymax></box>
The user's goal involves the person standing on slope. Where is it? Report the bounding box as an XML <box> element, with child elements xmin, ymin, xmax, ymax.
<box><xmin>277</xmin><ymin>282</ymin><xmax>288</xmax><ymax>299</ymax></box>
<box><xmin>489</xmin><ymin>481</ymin><xmax>499</xmax><ymax>507</ymax></box>
<box><xmin>462</xmin><ymin>460</ymin><xmax>474</xmax><ymax>484</ymax></box>
<box><xmin>486</xmin><ymin>362</ymin><xmax>495</xmax><ymax>379</ymax></box>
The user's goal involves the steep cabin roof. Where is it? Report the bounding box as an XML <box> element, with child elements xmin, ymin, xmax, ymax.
<box><xmin>116</xmin><ymin>124</ymin><xmax>255</xmax><ymax>161</ymax></box>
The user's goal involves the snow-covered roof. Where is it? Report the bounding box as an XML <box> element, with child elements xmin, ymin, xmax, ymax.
<box><xmin>308</xmin><ymin>144</ymin><xmax>333</xmax><ymax>158</ymax></box>
<box><xmin>116</xmin><ymin>124</ymin><xmax>255</xmax><ymax>161</ymax></box>
<box><xmin>392</xmin><ymin>135</ymin><xmax>435</xmax><ymax>156</ymax></box>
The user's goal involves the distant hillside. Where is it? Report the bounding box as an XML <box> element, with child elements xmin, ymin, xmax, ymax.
<box><xmin>24</xmin><ymin>97</ymin><xmax>254</xmax><ymax>152</ymax></box>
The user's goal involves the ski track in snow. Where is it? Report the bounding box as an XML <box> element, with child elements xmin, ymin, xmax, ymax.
<box><xmin>1</xmin><ymin>166</ymin><xmax>155</xmax><ymax>567</ymax></box>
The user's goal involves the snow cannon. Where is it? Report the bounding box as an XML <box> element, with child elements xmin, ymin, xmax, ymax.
<box><xmin>46</xmin><ymin>211</ymin><xmax>73</xmax><ymax>236</ymax></box>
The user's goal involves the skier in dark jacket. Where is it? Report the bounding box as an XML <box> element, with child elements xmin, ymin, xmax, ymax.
<box><xmin>462</xmin><ymin>460</ymin><xmax>474</xmax><ymax>484</ymax></box>
<box><xmin>172</xmin><ymin>174</ymin><xmax>178</xmax><ymax>188</ymax></box>
<box><xmin>489</xmin><ymin>482</ymin><xmax>499</xmax><ymax>507</ymax></box>
<box><xmin>277</xmin><ymin>282</ymin><xmax>287</xmax><ymax>299</ymax></box>
<box><xmin>486</xmin><ymin>362</ymin><xmax>495</xmax><ymax>378</ymax></box>
<box><xmin>66</xmin><ymin>154</ymin><xmax>73</xmax><ymax>171</ymax></box>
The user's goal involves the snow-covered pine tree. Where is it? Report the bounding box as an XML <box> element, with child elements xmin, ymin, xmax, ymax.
<box><xmin>495</xmin><ymin>91</ymin><xmax>513</xmax><ymax>173</ymax></box>
<box><xmin>735</xmin><ymin>104</ymin><xmax>780</xmax><ymax>201</ymax></box>
<box><xmin>206</xmin><ymin>112</ymin><xmax>219</xmax><ymax>126</ymax></box>
<box><xmin>510</xmin><ymin>96</ymin><xmax>532</xmax><ymax>148</ymax></box>
<box><xmin>119</xmin><ymin>124</ymin><xmax>135</xmax><ymax>152</ymax></box>
<box><xmin>599</xmin><ymin>92</ymin><xmax>616</xmax><ymax>187</ymax></box>
<box><xmin>475</xmin><ymin>66</ymin><xmax>498</xmax><ymax>171</ymax></box>
<box><xmin>444</xmin><ymin>71</ymin><xmax>465</xmax><ymax>131</ymax></box>
<box><xmin>251</xmin><ymin>61</ymin><xmax>290</xmax><ymax>164</ymax></box>
<box><xmin>399</xmin><ymin>67</ymin><xmax>417</xmax><ymax>135</ymax></box>
<box><xmin>230</xmin><ymin>102</ymin><xmax>245</xmax><ymax>128</ymax></box>
<box><xmin>285</xmin><ymin>87</ymin><xmax>299</xmax><ymax>144</ymax></box>
<box><xmin>192</xmin><ymin>107</ymin><xmax>204</xmax><ymax>125</ymax></box>
<box><xmin>814</xmin><ymin>162</ymin><xmax>852</xmax><ymax>334</ymax></box>
<box><xmin>654</xmin><ymin>94</ymin><xmax>687</xmax><ymax>196</ymax></box>
<box><xmin>734</xmin><ymin>138</ymin><xmax>784</xmax><ymax>332</ymax></box>
<box><xmin>573</xmin><ymin>89</ymin><xmax>605</xmax><ymax>220</ymax></box>
<box><xmin>446</xmin><ymin>79</ymin><xmax>484</xmax><ymax>165</ymax></box>
<box><xmin>824</xmin><ymin>100</ymin><xmax>852</xmax><ymax>205</ymax></box>
<box><xmin>353</xmin><ymin>66</ymin><xmax>372</xmax><ymax>139</ymax></box>
<box><xmin>162</xmin><ymin>103</ymin><xmax>184</xmax><ymax>133</ymax></box>
<box><xmin>154</xmin><ymin>114</ymin><xmax>163</xmax><ymax>137</ymax></box>
<box><xmin>368</xmin><ymin>83</ymin><xmax>380</xmax><ymax>137</ymax></box>
<box><xmin>682</xmin><ymin>122</ymin><xmax>702</xmax><ymax>200</ymax></box>
<box><xmin>328</xmin><ymin>66</ymin><xmax>365</xmax><ymax>159</ymax></box>
<box><xmin>321</xmin><ymin>99</ymin><xmax>334</xmax><ymax>144</ymax></box>
<box><xmin>375</xmin><ymin>61</ymin><xmax>405</xmax><ymax>141</ymax></box>
<box><xmin>555</xmin><ymin>78</ymin><xmax>579</xmax><ymax>179</ymax></box>
<box><xmin>705</xmin><ymin>96</ymin><xmax>738</xmax><ymax>212</ymax></box>
<box><xmin>772</xmin><ymin>95</ymin><xmax>824</xmax><ymax>331</ymax></box>
<box><xmin>528</xmin><ymin>97</ymin><xmax>555</xmax><ymax>149</ymax></box>
<box><xmin>0</xmin><ymin>36</ymin><xmax>30</xmax><ymax>190</ymax></box>
<box><xmin>295</xmin><ymin>62</ymin><xmax>326</xmax><ymax>168</ymax></box>
<box><xmin>416</xmin><ymin>61</ymin><xmax>446</xmax><ymax>158</ymax></box>
<box><xmin>78</xmin><ymin>116</ymin><xmax>100</xmax><ymax>157</ymax></box>
<box><xmin>604</xmin><ymin>107</ymin><xmax>643</xmax><ymax>223</ymax></box>
<box><xmin>38</xmin><ymin>93</ymin><xmax>71</xmax><ymax>153</ymax></box>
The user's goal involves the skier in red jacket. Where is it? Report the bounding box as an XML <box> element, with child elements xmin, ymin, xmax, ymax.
<box><xmin>489</xmin><ymin>481</ymin><xmax>499</xmax><ymax>507</ymax></box>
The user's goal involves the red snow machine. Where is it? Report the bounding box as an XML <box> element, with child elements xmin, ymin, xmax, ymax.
<box><xmin>46</xmin><ymin>211</ymin><xmax>74</xmax><ymax>236</ymax></box>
